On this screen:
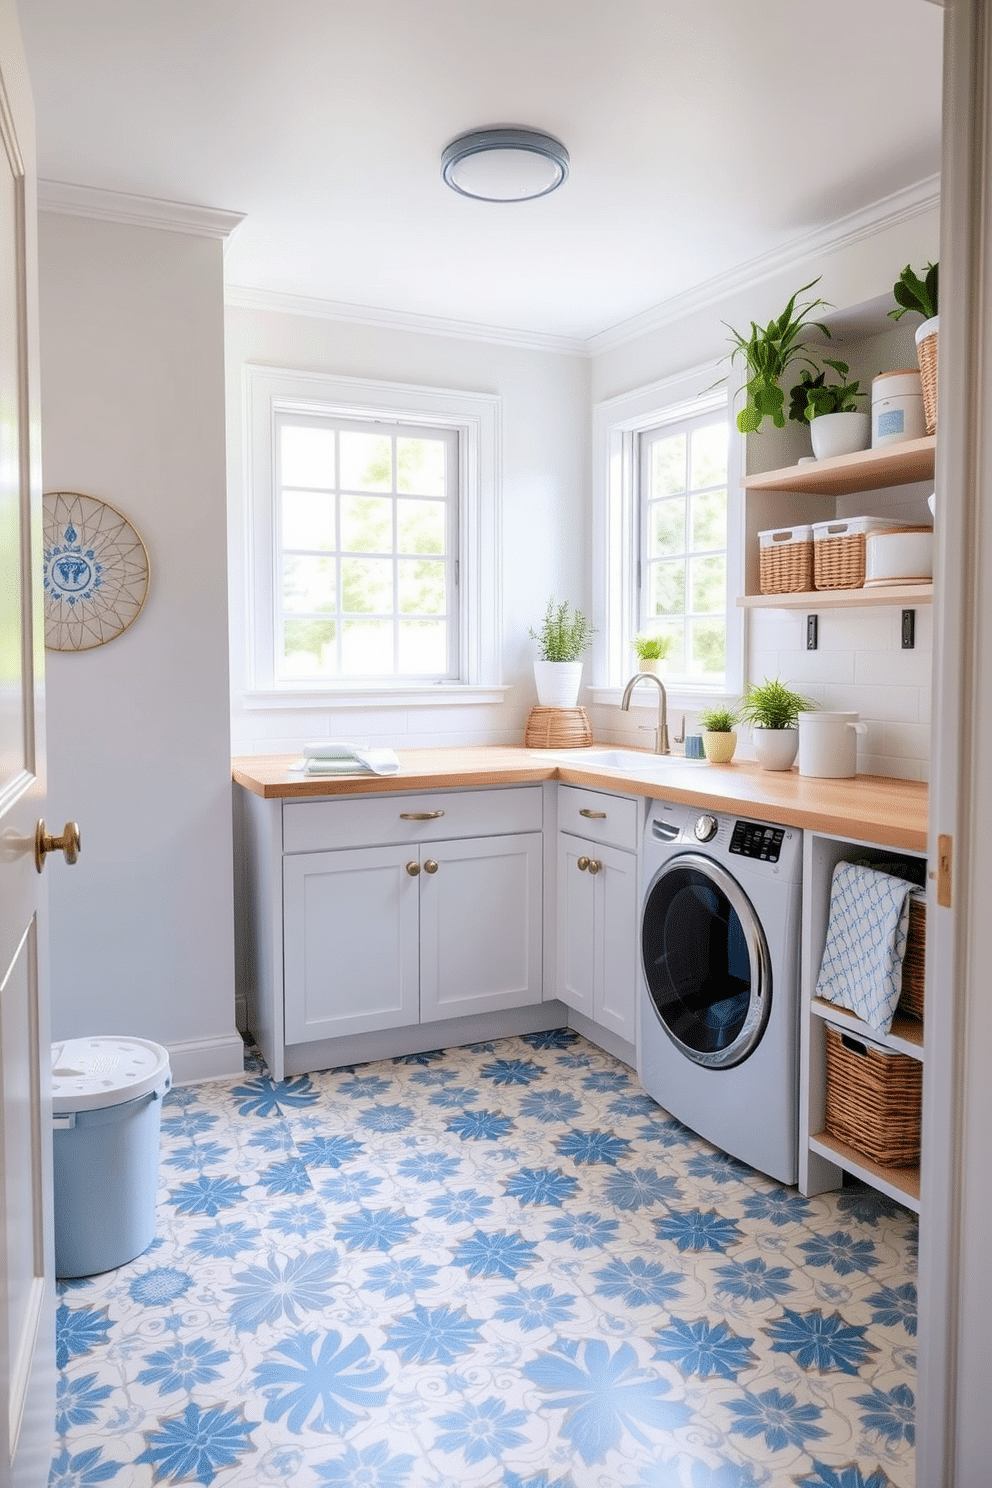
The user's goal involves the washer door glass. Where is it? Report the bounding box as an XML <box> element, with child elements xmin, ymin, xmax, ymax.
<box><xmin>642</xmin><ymin>852</ymin><xmax>771</xmax><ymax>1069</ymax></box>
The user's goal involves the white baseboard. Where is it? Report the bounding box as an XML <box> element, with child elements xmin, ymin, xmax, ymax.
<box><xmin>167</xmin><ymin>1031</ymin><xmax>247</xmax><ymax>1086</ymax></box>
<box><xmin>565</xmin><ymin>1009</ymin><xmax>636</xmax><ymax>1070</ymax></box>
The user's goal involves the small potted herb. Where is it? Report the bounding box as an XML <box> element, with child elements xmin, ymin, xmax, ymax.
<box><xmin>529</xmin><ymin>598</ymin><xmax>595</xmax><ymax>707</ymax></box>
<box><xmin>889</xmin><ymin>260</ymin><xmax>939</xmax><ymax>435</ymax></box>
<box><xmin>739</xmin><ymin>678</ymin><xmax>816</xmax><ymax>771</ymax></box>
<box><xmin>788</xmin><ymin>358</ymin><xmax>869</xmax><ymax>459</ymax></box>
<box><xmin>632</xmin><ymin>632</ymin><xmax>675</xmax><ymax>675</ymax></box>
<box><xmin>724</xmin><ymin>278</ymin><xmax>832</xmax><ymax>434</ymax></box>
<box><xmin>697</xmin><ymin>704</ymin><xmax>739</xmax><ymax>764</ymax></box>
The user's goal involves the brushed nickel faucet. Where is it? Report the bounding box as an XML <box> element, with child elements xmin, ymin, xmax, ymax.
<box><xmin>621</xmin><ymin>671</ymin><xmax>670</xmax><ymax>755</ymax></box>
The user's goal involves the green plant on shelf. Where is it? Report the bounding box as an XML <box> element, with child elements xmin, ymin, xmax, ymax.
<box><xmin>632</xmin><ymin>632</ymin><xmax>675</xmax><ymax>661</ymax></box>
<box><xmin>889</xmin><ymin>261</ymin><xmax>938</xmax><ymax>322</ymax></box>
<box><xmin>788</xmin><ymin>358</ymin><xmax>864</xmax><ymax>423</ymax></box>
<box><xmin>724</xmin><ymin>278</ymin><xmax>832</xmax><ymax>434</ymax></box>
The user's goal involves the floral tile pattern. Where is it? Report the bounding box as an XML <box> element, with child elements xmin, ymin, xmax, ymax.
<box><xmin>52</xmin><ymin>1031</ymin><xmax>916</xmax><ymax>1487</ymax></box>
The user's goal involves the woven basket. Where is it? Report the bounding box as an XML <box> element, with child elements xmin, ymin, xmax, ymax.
<box><xmin>759</xmin><ymin>535</ymin><xmax>813</xmax><ymax>594</ymax></box>
<box><xmin>896</xmin><ymin>895</ymin><xmax>926</xmax><ymax>1022</ymax></box>
<box><xmin>524</xmin><ymin>706</ymin><xmax>592</xmax><ymax>749</ymax></box>
<box><xmin>917</xmin><ymin>326</ymin><xmax>938</xmax><ymax>436</ymax></box>
<box><xmin>814</xmin><ymin>532</ymin><xmax>867</xmax><ymax>590</ymax></box>
<box><xmin>824</xmin><ymin>1023</ymin><xmax>922</xmax><ymax>1166</ymax></box>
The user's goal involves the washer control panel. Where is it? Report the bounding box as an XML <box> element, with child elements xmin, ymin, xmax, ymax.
<box><xmin>729</xmin><ymin>820</ymin><xmax>785</xmax><ymax>863</ymax></box>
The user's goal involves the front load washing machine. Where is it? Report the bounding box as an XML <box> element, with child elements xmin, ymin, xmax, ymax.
<box><xmin>639</xmin><ymin>799</ymin><xmax>803</xmax><ymax>1185</ymax></box>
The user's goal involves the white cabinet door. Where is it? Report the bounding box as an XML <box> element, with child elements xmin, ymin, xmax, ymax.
<box><xmin>284</xmin><ymin>844</ymin><xmax>420</xmax><ymax>1042</ymax></box>
<box><xmin>556</xmin><ymin>832</ymin><xmax>597</xmax><ymax>1019</ymax></box>
<box><xmin>420</xmin><ymin>833</ymin><xmax>543</xmax><ymax>1022</ymax></box>
<box><xmin>597</xmin><ymin>841</ymin><xmax>639</xmax><ymax>1040</ymax></box>
<box><xmin>556</xmin><ymin>832</ymin><xmax>638</xmax><ymax>1042</ymax></box>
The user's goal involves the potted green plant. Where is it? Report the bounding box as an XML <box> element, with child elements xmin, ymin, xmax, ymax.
<box><xmin>632</xmin><ymin>632</ymin><xmax>675</xmax><ymax>675</ymax></box>
<box><xmin>889</xmin><ymin>260</ymin><xmax>939</xmax><ymax>435</ymax></box>
<box><xmin>739</xmin><ymin>678</ymin><xmax>816</xmax><ymax>771</ymax></box>
<box><xmin>724</xmin><ymin>278</ymin><xmax>832</xmax><ymax>434</ymax></box>
<box><xmin>697</xmin><ymin>704</ymin><xmax>739</xmax><ymax>764</ymax></box>
<box><xmin>788</xmin><ymin>357</ymin><xmax>869</xmax><ymax>460</ymax></box>
<box><xmin>529</xmin><ymin>598</ymin><xmax>595</xmax><ymax>707</ymax></box>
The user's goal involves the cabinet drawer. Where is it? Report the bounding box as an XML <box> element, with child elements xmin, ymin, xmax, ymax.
<box><xmin>283</xmin><ymin>785</ymin><xmax>543</xmax><ymax>853</ymax></box>
<box><xmin>557</xmin><ymin>785</ymin><xmax>639</xmax><ymax>850</ymax></box>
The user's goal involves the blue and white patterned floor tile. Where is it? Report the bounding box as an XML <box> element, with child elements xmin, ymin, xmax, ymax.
<box><xmin>51</xmin><ymin>1030</ymin><xmax>916</xmax><ymax>1487</ymax></box>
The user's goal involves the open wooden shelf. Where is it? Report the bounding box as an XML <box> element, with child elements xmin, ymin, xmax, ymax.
<box><xmin>741</xmin><ymin>435</ymin><xmax>935</xmax><ymax>496</ymax></box>
<box><xmin>739</xmin><ymin>582</ymin><xmax>932</xmax><ymax>611</ymax></box>
<box><xmin>810</xmin><ymin>1130</ymin><xmax>920</xmax><ymax>1211</ymax></box>
<box><xmin>810</xmin><ymin>996</ymin><xmax>924</xmax><ymax>1058</ymax></box>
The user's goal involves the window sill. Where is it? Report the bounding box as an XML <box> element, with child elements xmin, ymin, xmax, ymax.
<box><xmin>241</xmin><ymin>684</ymin><xmax>512</xmax><ymax>711</ymax></box>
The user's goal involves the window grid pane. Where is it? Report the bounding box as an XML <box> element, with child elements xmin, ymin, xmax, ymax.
<box><xmin>640</xmin><ymin>413</ymin><xmax>729</xmax><ymax>686</ymax></box>
<box><xmin>276</xmin><ymin>417</ymin><xmax>457</xmax><ymax>682</ymax></box>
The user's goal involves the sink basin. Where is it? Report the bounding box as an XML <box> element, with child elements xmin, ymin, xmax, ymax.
<box><xmin>535</xmin><ymin>748</ymin><xmax>705</xmax><ymax>770</ymax></box>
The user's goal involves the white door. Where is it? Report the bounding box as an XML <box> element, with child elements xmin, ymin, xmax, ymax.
<box><xmin>0</xmin><ymin>3</ymin><xmax>56</xmax><ymax>1485</ymax></box>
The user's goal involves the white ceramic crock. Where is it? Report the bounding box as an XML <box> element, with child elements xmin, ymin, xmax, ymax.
<box><xmin>809</xmin><ymin>411</ymin><xmax>871</xmax><ymax>461</ymax></box>
<box><xmin>533</xmin><ymin>660</ymin><xmax>583</xmax><ymax>707</ymax></box>
<box><xmin>751</xmin><ymin>727</ymin><xmax>799</xmax><ymax>771</ymax></box>
<box><xmin>797</xmin><ymin>711</ymin><xmax>867</xmax><ymax>779</ymax></box>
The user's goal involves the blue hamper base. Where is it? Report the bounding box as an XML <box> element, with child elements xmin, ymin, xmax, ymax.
<box><xmin>53</xmin><ymin>1086</ymin><xmax>166</xmax><ymax>1278</ymax></box>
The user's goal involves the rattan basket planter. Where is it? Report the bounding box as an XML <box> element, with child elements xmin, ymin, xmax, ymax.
<box><xmin>524</xmin><ymin>706</ymin><xmax>592</xmax><ymax>749</ymax></box>
<box><xmin>915</xmin><ymin>315</ymin><xmax>939</xmax><ymax>436</ymax></box>
<box><xmin>824</xmin><ymin>1023</ymin><xmax>922</xmax><ymax>1166</ymax></box>
<box><xmin>758</xmin><ymin>526</ymin><xmax>813</xmax><ymax>594</ymax></box>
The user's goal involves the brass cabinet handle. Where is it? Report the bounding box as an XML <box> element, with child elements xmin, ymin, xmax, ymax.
<box><xmin>406</xmin><ymin>861</ymin><xmax>421</xmax><ymax>876</ymax></box>
<box><xmin>35</xmin><ymin>819</ymin><xmax>81</xmax><ymax>873</ymax></box>
<box><xmin>587</xmin><ymin>858</ymin><xmax>602</xmax><ymax>875</ymax></box>
<box><xmin>577</xmin><ymin>856</ymin><xmax>590</xmax><ymax>872</ymax></box>
<box><xmin>579</xmin><ymin>808</ymin><xmax>607</xmax><ymax>819</ymax></box>
<box><xmin>400</xmin><ymin>810</ymin><xmax>445</xmax><ymax>821</ymax></box>
<box><xmin>423</xmin><ymin>858</ymin><xmax>439</xmax><ymax>874</ymax></box>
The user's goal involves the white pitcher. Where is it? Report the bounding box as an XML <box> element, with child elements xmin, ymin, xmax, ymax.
<box><xmin>797</xmin><ymin>711</ymin><xmax>867</xmax><ymax>779</ymax></box>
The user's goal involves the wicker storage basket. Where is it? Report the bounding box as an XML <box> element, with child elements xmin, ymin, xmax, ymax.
<box><xmin>812</xmin><ymin>516</ymin><xmax>905</xmax><ymax>590</ymax></box>
<box><xmin>524</xmin><ymin>706</ymin><xmax>592</xmax><ymax>749</ymax></box>
<box><xmin>917</xmin><ymin>324</ymin><xmax>938</xmax><ymax>436</ymax></box>
<box><xmin>758</xmin><ymin>526</ymin><xmax>814</xmax><ymax>594</ymax></box>
<box><xmin>824</xmin><ymin>1023</ymin><xmax>922</xmax><ymax>1166</ymax></box>
<box><xmin>896</xmin><ymin>894</ymin><xmax>926</xmax><ymax>1022</ymax></box>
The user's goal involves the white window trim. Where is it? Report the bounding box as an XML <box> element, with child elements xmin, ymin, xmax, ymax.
<box><xmin>242</xmin><ymin>365</ymin><xmax>506</xmax><ymax>707</ymax></box>
<box><xmin>590</xmin><ymin>361</ymin><xmax>744</xmax><ymax>710</ymax></box>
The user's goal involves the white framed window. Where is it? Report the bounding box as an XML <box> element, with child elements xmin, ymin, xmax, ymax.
<box><xmin>591</xmin><ymin>366</ymin><xmax>743</xmax><ymax>703</ymax></box>
<box><xmin>243</xmin><ymin>367</ymin><xmax>505</xmax><ymax>706</ymax></box>
<box><xmin>637</xmin><ymin>409</ymin><xmax>730</xmax><ymax>684</ymax></box>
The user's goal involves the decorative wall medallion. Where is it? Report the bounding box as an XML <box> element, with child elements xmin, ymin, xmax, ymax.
<box><xmin>43</xmin><ymin>491</ymin><xmax>150</xmax><ymax>651</ymax></box>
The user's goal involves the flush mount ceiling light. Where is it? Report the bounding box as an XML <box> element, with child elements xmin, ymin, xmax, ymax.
<box><xmin>441</xmin><ymin>127</ymin><xmax>569</xmax><ymax>202</ymax></box>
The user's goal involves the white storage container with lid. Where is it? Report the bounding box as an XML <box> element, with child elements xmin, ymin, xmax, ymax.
<box><xmin>871</xmin><ymin>369</ymin><xmax>926</xmax><ymax>447</ymax></box>
<box><xmin>52</xmin><ymin>1036</ymin><xmax>171</xmax><ymax>1278</ymax></box>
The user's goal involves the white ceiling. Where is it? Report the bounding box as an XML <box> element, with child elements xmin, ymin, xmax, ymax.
<box><xmin>17</xmin><ymin>0</ymin><xmax>943</xmax><ymax>346</ymax></box>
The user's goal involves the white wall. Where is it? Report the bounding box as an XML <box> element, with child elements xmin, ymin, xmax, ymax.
<box><xmin>226</xmin><ymin>306</ymin><xmax>590</xmax><ymax>755</ymax></box>
<box><xmin>38</xmin><ymin>212</ymin><xmax>243</xmax><ymax>1083</ymax></box>
<box><xmin>587</xmin><ymin>202</ymin><xmax>940</xmax><ymax>774</ymax></box>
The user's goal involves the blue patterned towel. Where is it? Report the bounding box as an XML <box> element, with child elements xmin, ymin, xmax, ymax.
<box><xmin>815</xmin><ymin>862</ymin><xmax>915</xmax><ymax>1033</ymax></box>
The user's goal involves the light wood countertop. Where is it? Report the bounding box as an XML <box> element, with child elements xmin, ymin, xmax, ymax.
<box><xmin>232</xmin><ymin>746</ymin><xmax>928</xmax><ymax>853</ymax></box>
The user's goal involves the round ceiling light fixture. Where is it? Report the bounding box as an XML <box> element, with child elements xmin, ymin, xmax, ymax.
<box><xmin>441</xmin><ymin>127</ymin><xmax>569</xmax><ymax>202</ymax></box>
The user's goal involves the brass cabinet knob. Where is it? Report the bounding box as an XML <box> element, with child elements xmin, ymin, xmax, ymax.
<box><xmin>406</xmin><ymin>861</ymin><xmax>421</xmax><ymax>876</ymax></box>
<box><xmin>35</xmin><ymin>819</ymin><xmax>81</xmax><ymax>874</ymax></box>
<box><xmin>423</xmin><ymin>858</ymin><xmax>439</xmax><ymax>874</ymax></box>
<box><xmin>576</xmin><ymin>856</ymin><xmax>590</xmax><ymax>872</ymax></box>
<box><xmin>587</xmin><ymin>858</ymin><xmax>602</xmax><ymax>875</ymax></box>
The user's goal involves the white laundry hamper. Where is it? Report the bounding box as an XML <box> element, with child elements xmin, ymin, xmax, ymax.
<box><xmin>52</xmin><ymin>1036</ymin><xmax>171</xmax><ymax>1278</ymax></box>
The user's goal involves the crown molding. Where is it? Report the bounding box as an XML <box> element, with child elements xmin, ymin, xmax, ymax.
<box><xmin>38</xmin><ymin>179</ymin><xmax>245</xmax><ymax>241</ymax></box>
<box><xmin>586</xmin><ymin>173</ymin><xmax>941</xmax><ymax>355</ymax></box>
<box><xmin>223</xmin><ymin>283</ymin><xmax>589</xmax><ymax>356</ymax></box>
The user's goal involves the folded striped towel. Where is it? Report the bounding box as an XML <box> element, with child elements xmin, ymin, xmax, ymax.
<box><xmin>291</xmin><ymin>742</ymin><xmax>401</xmax><ymax>777</ymax></box>
<box><xmin>815</xmin><ymin>861</ymin><xmax>915</xmax><ymax>1033</ymax></box>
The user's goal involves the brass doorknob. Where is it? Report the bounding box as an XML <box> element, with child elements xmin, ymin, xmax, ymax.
<box><xmin>587</xmin><ymin>858</ymin><xmax>602</xmax><ymax>875</ymax></box>
<box><xmin>406</xmin><ymin>861</ymin><xmax>421</xmax><ymax>876</ymax></box>
<box><xmin>577</xmin><ymin>856</ymin><xmax>590</xmax><ymax>872</ymax></box>
<box><xmin>423</xmin><ymin>859</ymin><xmax>439</xmax><ymax>874</ymax></box>
<box><xmin>35</xmin><ymin>820</ymin><xmax>81</xmax><ymax>873</ymax></box>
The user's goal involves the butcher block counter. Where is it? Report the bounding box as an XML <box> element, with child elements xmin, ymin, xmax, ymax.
<box><xmin>232</xmin><ymin>745</ymin><xmax>927</xmax><ymax>852</ymax></box>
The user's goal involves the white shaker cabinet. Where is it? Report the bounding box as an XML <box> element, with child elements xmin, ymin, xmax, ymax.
<box><xmin>555</xmin><ymin>785</ymin><xmax>640</xmax><ymax>1043</ymax></box>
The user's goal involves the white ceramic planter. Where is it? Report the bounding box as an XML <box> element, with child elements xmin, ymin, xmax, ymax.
<box><xmin>810</xmin><ymin>410</ymin><xmax>871</xmax><ymax>461</ymax></box>
<box><xmin>751</xmin><ymin>726</ymin><xmax>799</xmax><ymax>771</ymax></box>
<box><xmin>533</xmin><ymin>659</ymin><xmax>583</xmax><ymax>707</ymax></box>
